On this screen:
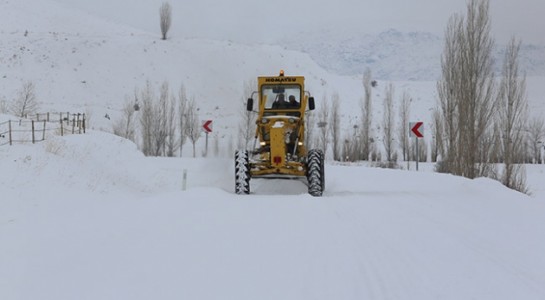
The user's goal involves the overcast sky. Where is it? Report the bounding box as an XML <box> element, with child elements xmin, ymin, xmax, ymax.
<box><xmin>55</xmin><ymin>0</ymin><xmax>545</xmax><ymax>45</ymax></box>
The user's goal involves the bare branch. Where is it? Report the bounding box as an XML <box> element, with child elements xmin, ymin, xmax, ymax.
<box><xmin>11</xmin><ymin>81</ymin><xmax>39</xmax><ymax>117</ymax></box>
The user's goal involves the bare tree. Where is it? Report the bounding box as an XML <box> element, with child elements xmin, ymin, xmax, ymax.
<box><xmin>398</xmin><ymin>91</ymin><xmax>411</xmax><ymax>162</ymax></box>
<box><xmin>382</xmin><ymin>83</ymin><xmax>395</xmax><ymax>162</ymax></box>
<box><xmin>527</xmin><ymin>117</ymin><xmax>545</xmax><ymax>164</ymax></box>
<box><xmin>149</xmin><ymin>81</ymin><xmax>169</xmax><ymax>156</ymax></box>
<box><xmin>360</xmin><ymin>68</ymin><xmax>373</xmax><ymax>161</ymax></box>
<box><xmin>435</xmin><ymin>16</ymin><xmax>461</xmax><ymax>173</ymax></box>
<box><xmin>431</xmin><ymin>108</ymin><xmax>443</xmax><ymax>163</ymax></box>
<box><xmin>178</xmin><ymin>84</ymin><xmax>189</xmax><ymax>157</ymax></box>
<box><xmin>489</xmin><ymin>122</ymin><xmax>503</xmax><ymax>163</ymax></box>
<box><xmin>317</xmin><ymin>94</ymin><xmax>330</xmax><ymax>157</ymax></box>
<box><xmin>497</xmin><ymin>37</ymin><xmax>528</xmax><ymax>192</ymax></box>
<box><xmin>139</xmin><ymin>82</ymin><xmax>155</xmax><ymax>156</ymax></box>
<box><xmin>132</xmin><ymin>81</ymin><xmax>169</xmax><ymax>157</ymax></box>
<box><xmin>305</xmin><ymin>108</ymin><xmax>316</xmax><ymax>151</ymax></box>
<box><xmin>436</xmin><ymin>0</ymin><xmax>496</xmax><ymax>179</ymax></box>
<box><xmin>185</xmin><ymin>96</ymin><xmax>201</xmax><ymax>157</ymax></box>
<box><xmin>165</xmin><ymin>92</ymin><xmax>178</xmax><ymax>157</ymax></box>
<box><xmin>410</xmin><ymin>137</ymin><xmax>428</xmax><ymax>163</ymax></box>
<box><xmin>113</xmin><ymin>95</ymin><xmax>137</xmax><ymax>143</ymax></box>
<box><xmin>343</xmin><ymin>117</ymin><xmax>362</xmax><ymax>162</ymax></box>
<box><xmin>11</xmin><ymin>81</ymin><xmax>39</xmax><ymax>117</ymax></box>
<box><xmin>330</xmin><ymin>92</ymin><xmax>341</xmax><ymax>161</ymax></box>
<box><xmin>159</xmin><ymin>2</ymin><xmax>172</xmax><ymax>40</ymax></box>
<box><xmin>238</xmin><ymin>79</ymin><xmax>257</xmax><ymax>150</ymax></box>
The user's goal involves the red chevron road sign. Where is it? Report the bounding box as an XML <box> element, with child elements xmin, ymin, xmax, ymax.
<box><xmin>410</xmin><ymin>122</ymin><xmax>423</xmax><ymax>138</ymax></box>
<box><xmin>202</xmin><ymin>120</ymin><xmax>213</xmax><ymax>133</ymax></box>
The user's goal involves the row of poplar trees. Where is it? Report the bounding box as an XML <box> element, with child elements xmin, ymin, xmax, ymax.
<box><xmin>435</xmin><ymin>0</ymin><xmax>536</xmax><ymax>193</ymax></box>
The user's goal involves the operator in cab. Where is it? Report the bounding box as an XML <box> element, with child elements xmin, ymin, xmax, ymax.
<box><xmin>272</xmin><ymin>93</ymin><xmax>290</xmax><ymax>109</ymax></box>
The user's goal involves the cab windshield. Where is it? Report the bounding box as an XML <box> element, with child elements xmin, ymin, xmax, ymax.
<box><xmin>262</xmin><ymin>85</ymin><xmax>301</xmax><ymax>109</ymax></box>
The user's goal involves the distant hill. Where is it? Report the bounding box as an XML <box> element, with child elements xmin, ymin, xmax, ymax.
<box><xmin>1</xmin><ymin>0</ymin><xmax>543</xmax><ymax>139</ymax></box>
<box><xmin>0</xmin><ymin>0</ymin><xmax>340</xmax><ymax>133</ymax></box>
<box><xmin>279</xmin><ymin>29</ymin><xmax>545</xmax><ymax>80</ymax></box>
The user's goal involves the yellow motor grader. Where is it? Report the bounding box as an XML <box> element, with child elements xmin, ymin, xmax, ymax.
<box><xmin>235</xmin><ymin>70</ymin><xmax>325</xmax><ymax>196</ymax></box>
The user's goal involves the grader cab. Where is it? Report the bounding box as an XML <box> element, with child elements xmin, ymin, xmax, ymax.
<box><xmin>235</xmin><ymin>70</ymin><xmax>325</xmax><ymax>196</ymax></box>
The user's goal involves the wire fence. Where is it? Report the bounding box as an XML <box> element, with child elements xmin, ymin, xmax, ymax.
<box><xmin>0</xmin><ymin>112</ymin><xmax>86</xmax><ymax>146</ymax></box>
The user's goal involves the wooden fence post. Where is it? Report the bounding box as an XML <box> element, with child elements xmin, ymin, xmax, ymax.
<box><xmin>76</xmin><ymin>113</ymin><xmax>80</xmax><ymax>134</ymax></box>
<box><xmin>0</xmin><ymin>111</ymin><xmax>87</xmax><ymax>146</ymax></box>
<box><xmin>42</xmin><ymin>120</ymin><xmax>46</xmax><ymax>141</ymax></box>
<box><xmin>32</xmin><ymin>120</ymin><xmax>35</xmax><ymax>144</ymax></box>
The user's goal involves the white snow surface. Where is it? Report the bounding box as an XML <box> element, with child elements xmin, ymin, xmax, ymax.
<box><xmin>2</xmin><ymin>1</ymin><xmax>545</xmax><ymax>299</ymax></box>
<box><xmin>2</xmin><ymin>131</ymin><xmax>545</xmax><ymax>300</ymax></box>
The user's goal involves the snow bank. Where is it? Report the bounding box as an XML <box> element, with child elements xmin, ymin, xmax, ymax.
<box><xmin>0</xmin><ymin>131</ymin><xmax>170</xmax><ymax>196</ymax></box>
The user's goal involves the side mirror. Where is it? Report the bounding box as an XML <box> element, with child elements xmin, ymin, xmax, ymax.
<box><xmin>247</xmin><ymin>98</ymin><xmax>254</xmax><ymax>111</ymax></box>
<box><xmin>308</xmin><ymin>97</ymin><xmax>315</xmax><ymax>111</ymax></box>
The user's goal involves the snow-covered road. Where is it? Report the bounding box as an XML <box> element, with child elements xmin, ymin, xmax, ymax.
<box><xmin>2</xmin><ymin>132</ymin><xmax>545</xmax><ymax>300</ymax></box>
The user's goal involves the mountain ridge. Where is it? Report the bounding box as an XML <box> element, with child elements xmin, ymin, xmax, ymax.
<box><xmin>279</xmin><ymin>28</ymin><xmax>545</xmax><ymax>80</ymax></box>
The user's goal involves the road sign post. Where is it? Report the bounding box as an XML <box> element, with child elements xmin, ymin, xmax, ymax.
<box><xmin>409</xmin><ymin>122</ymin><xmax>424</xmax><ymax>171</ymax></box>
<box><xmin>202</xmin><ymin>120</ymin><xmax>213</xmax><ymax>157</ymax></box>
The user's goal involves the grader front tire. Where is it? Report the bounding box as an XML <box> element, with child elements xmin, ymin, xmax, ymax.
<box><xmin>235</xmin><ymin>150</ymin><xmax>251</xmax><ymax>194</ymax></box>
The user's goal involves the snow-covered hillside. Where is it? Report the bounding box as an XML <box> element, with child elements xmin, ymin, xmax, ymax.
<box><xmin>1</xmin><ymin>0</ymin><xmax>544</xmax><ymax>156</ymax></box>
<box><xmin>0</xmin><ymin>0</ymin><xmax>344</xmax><ymax>133</ymax></box>
<box><xmin>2</xmin><ymin>0</ymin><xmax>544</xmax><ymax>140</ymax></box>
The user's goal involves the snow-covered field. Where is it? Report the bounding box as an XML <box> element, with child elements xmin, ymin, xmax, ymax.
<box><xmin>2</xmin><ymin>131</ymin><xmax>545</xmax><ymax>300</ymax></box>
<box><xmin>2</xmin><ymin>0</ymin><xmax>545</xmax><ymax>299</ymax></box>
